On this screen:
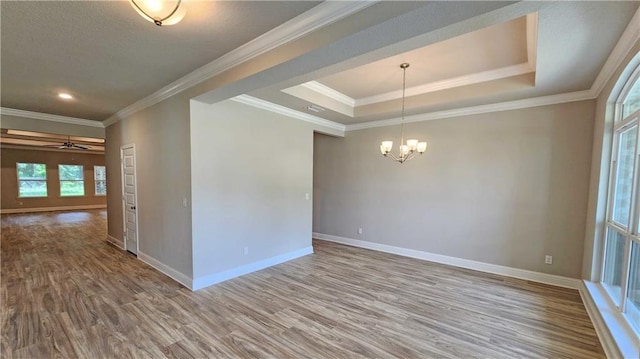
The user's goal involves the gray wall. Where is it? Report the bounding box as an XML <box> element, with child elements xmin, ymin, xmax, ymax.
<box><xmin>190</xmin><ymin>100</ymin><xmax>314</xmax><ymax>280</ymax></box>
<box><xmin>314</xmin><ymin>101</ymin><xmax>595</xmax><ymax>278</ymax></box>
<box><xmin>105</xmin><ymin>94</ymin><xmax>192</xmax><ymax>277</ymax></box>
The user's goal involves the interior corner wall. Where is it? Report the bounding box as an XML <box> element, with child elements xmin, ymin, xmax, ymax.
<box><xmin>314</xmin><ymin>100</ymin><xmax>596</xmax><ymax>279</ymax></box>
<box><xmin>1</xmin><ymin>148</ymin><xmax>106</xmax><ymax>210</ymax></box>
<box><xmin>105</xmin><ymin>93</ymin><xmax>193</xmax><ymax>278</ymax></box>
<box><xmin>582</xmin><ymin>40</ymin><xmax>640</xmax><ymax>281</ymax></box>
<box><xmin>190</xmin><ymin>100</ymin><xmax>313</xmax><ymax>285</ymax></box>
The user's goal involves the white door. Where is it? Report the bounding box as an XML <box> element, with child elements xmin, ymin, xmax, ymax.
<box><xmin>121</xmin><ymin>145</ymin><xmax>139</xmax><ymax>255</ymax></box>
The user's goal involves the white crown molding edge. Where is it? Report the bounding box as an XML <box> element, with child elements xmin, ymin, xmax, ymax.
<box><xmin>0</xmin><ymin>107</ymin><xmax>104</xmax><ymax>128</ymax></box>
<box><xmin>355</xmin><ymin>63</ymin><xmax>534</xmax><ymax>107</ymax></box>
<box><xmin>591</xmin><ymin>6</ymin><xmax>640</xmax><ymax>97</ymax></box>
<box><xmin>192</xmin><ymin>246</ymin><xmax>314</xmax><ymax>291</ymax></box>
<box><xmin>313</xmin><ymin>233</ymin><xmax>580</xmax><ymax>289</ymax></box>
<box><xmin>138</xmin><ymin>251</ymin><xmax>193</xmax><ymax>290</ymax></box>
<box><xmin>231</xmin><ymin>95</ymin><xmax>346</xmax><ymax>133</ymax></box>
<box><xmin>345</xmin><ymin>90</ymin><xmax>594</xmax><ymax>131</ymax></box>
<box><xmin>0</xmin><ymin>204</ymin><xmax>106</xmax><ymax>215</ymax></box>
<box><xmin>102</xmin><ymin>1</ymin><xmax>378</xmax><ymax>127</ymax></box>
<box><xmin>301</xmin><ymin>81</ymin><xmax>356</xmax><ymax>107</ymax></box>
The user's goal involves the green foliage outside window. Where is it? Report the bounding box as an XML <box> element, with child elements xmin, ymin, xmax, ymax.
<box><xmin>17</xmin><ymin>163</ymin><xmax>47</xmax><ymax>197</ymax></box>
<box><xmin>59</xmin><ymin>164</ymin><xmax>84</xmax><ymax>196</ymax></box>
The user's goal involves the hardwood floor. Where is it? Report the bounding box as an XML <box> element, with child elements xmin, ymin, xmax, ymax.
<box><xmin>1</xmin><ymin>210</ymin><xmax>604</xmax><ymax>358</ymax></box>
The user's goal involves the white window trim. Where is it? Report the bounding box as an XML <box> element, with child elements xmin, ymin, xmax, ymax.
<box><xmin>16</xmin><ymin>162</ymin><xmax>48</xmax><ymax>198</ymax></box>
<box><xmin>59</xmin><ymin>164</ymin><xmax>85</xmax><ymax>197</ymax></box>
<box><xmin>94</xmin><ymin>165</ymin><xmax>106</xmax><ymax>196</ymax></box>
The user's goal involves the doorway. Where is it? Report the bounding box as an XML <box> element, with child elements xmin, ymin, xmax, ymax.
<box><xmin>121</xmin><ymin>144</ymin><xmax>139</xmax><ymax>255</ymax></box>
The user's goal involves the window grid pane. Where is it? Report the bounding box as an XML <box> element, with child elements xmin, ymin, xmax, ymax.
<box><xmin>59</xmin><ymin>165</ymin><xmax>84</xmax><ymax>197</ymax></box>
<box><xmin>612</xmin><ymin>126</ymin><xmax>637</xmax><ymax>227</ymax></box>
<box><xmin>623</xmin><ymin>76</ymin><xmax>640</xmax><ymax>119</ymax></box>
<box><xmin>603</xmin><ymin>227</ymin><xmax>626</xmax><ymax>305</ymax></box>
<box><xmin>94</xmin><ymin>166</ymin><xmax>107</xmax><ymax>195</ymax></box>
<box><xmin>626</xmin><ymin>241</ymin><xmax>640</xmax><ymax>332</ymax></box>
<box><xmin>17</xmin><ymin>163</ymin><xmax>47</xmax><ymax>197</ymax></box>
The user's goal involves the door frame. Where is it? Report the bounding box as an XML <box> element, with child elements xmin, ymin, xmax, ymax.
<box><xmin>120</xmin><ymin>143</ymin><xmax>140</xmax><ymax>255</ymax></box>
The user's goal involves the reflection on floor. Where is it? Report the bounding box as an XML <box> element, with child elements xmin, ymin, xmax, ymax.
<box><xmin>1</xmin><ymin>210</ymin><xmax>604</xmax><ymax>358</ymax></box>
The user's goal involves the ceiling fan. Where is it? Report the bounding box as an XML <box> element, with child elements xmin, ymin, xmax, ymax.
<box><xmin>43</xmin><ymin>136</ymin><xmax>90</xmax><ymax>150</ymax></box>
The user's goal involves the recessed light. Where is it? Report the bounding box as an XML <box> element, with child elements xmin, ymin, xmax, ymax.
<box><xmin>58</xmin><ymin>93</ymin><xmax>73</xmax><ymax>100</ymax></box>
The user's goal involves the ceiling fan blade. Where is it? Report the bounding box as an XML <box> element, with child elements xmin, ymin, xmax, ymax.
<box><xmin>72</xmin><ymin>144</ymin><xmax>89</xmax><ymax>150</ymax></box>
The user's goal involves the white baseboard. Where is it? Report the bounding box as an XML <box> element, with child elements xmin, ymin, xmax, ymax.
<box><xmin>107</xmin><ymin>235</ymin><xmax>124</xmax><ymax>249</ymax></box>
<box><xmin>0</xmin><ymin>204</ymin><xmax>106</xmax><ymax>214</ymax></box>
<box><xmin>313</xmin><ymin>232</ymin><xmax>580</xmax><ymax>289</ymax></box>
<box><xmin>580</xmin><ymin>281</ymin><xmax>640</xmax><ymax>359</ymax></box>
<box><xmin>192</xmin><ymin>246</ymin><xmax>314</xmax><ymax>291</ymax></box>
<box><xmin>138</xmin><ymin>251</ymin><xmax>193</xmax><ymax>290</ymax></box>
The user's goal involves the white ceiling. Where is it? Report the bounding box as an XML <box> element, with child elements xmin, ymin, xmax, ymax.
<box><xmin>1</xmin><ymin>1</ymin><xmax>639</xmax><ymax>128</ymax></box>
<box><xmin>0</xmin><ymin>1</ymin><xmax>319</xmax><ymax>121</ymax></box>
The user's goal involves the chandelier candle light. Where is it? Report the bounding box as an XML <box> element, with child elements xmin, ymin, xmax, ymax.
<box><xmin>129</xmin><ymin>0</ymin><xmax>186</xmax><ymax>26</ymax></box>
<box><xmin>380</xmin><ymin>63</ymin><xmax>427</xmax><ymax>163</ymax></box>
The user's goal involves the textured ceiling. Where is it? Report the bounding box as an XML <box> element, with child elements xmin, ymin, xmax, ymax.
<box><xmin>0</xmin><ymin>1</ymin><xmax>319</xmax><ymax>121</ymax></box>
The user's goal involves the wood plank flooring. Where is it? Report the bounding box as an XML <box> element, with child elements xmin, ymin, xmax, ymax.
<box><xmin>1</xmin><ymin>210</ymin><xmax>604</xmax><ymax>358</ymax></box>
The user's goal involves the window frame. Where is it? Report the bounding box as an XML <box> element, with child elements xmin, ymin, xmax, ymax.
<box><xmin>16</xmin><ymin>162</ymin><xmax>48</xmax><ymax>198</ymax></box>
<box><xmin>94</xmin><ymin>165</ymin><xmax>106</xmax><ymax>196</ymax></box>
<box><xmin>602</xmin><ymin>62</ymin><xmax>640</xmax><ymax>335</ymax></box>
<box><xmin>58</xmin><ymin>164</ymin><xmax>85</xmax><ymax>197</ymax></box>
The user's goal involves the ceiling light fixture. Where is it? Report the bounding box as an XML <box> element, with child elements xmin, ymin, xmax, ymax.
<box><xmin>58</xmin><ymin>93</ymin><xmax>73</xmax><ymax>100</ymax></box>
<box><xmin>129</xmin><ymin>0</ymin><xmax>186</xmax><ymax>26</ymax></box>
<box><xmin>380</xmin><ymin>63</ymin><xmax>427</xmax><ymax>164</ymax></box>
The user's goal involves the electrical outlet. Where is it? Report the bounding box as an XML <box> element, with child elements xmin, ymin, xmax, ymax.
<box><xmin>182</xmin><ymin>197</ymin><xmax>188</xmax><ymax>207</ymax></box>
<box><xmin>305</xmin><ymin>193</ymin><xmax>310</xmax><ymax>200</ymax></box>
<box><xmin>357</xmin><ymin>227</ymin><xmax>363</xmax><ymax>235</ymax></box>
<box><xmin>244</xmin><ymin>246</ymin><xmax>249</xmax><ymax>255</ymax></box>
<box><xmin>545</xmin><ymin>255</ymin><xmax>553</xmax><ymax>265</ymax></box>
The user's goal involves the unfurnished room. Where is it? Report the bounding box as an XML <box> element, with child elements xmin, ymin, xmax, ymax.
<box><xmin>1</xmin><ymin>1</ymin><xmax>640</xmax><ymax>358</ymax></box>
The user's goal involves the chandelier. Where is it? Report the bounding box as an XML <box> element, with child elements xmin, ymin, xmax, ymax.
<box><xmin>129</xmin><ymin>0</ymin><xmax>186</xmax><ymax>26</ymax></box>
<box><xmin>380</xmin><ymin>63</ymin><xmax>427</xmax><ymax>163</ymax></box>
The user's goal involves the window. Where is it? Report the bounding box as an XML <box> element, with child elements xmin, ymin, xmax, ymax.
<box><xmin>94</xmin><ymin>166</ymin><xmax>106</xmax><ymax>196</ymax></box>
<box><xmin>59</xmin><ymin>165</ymin><xmax>84</xmax><ymax>196</ymax></box>
<box><xmin>17</xmin><ymin>163</ymin><xmax>47</xmax><ymax>197</ymax></box>
<box><xmin>603</xmin><ymin>68</ymin><xmax>640</xmax><ymax>334</ymax></box>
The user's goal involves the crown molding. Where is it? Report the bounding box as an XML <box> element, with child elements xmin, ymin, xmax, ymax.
<box><xmin>591</xmin><ymin>6</ymin><xmax>640</xmax><ymax>97</ymax></box>
<box><xmin>231</xmin><ymin>95</ymin><xmax>345</xmax><ymax>133</ymax></box>
<box><xmin>345</xmin><ymin>90</ymin><xmax>594</xmax><ymax>131</ymax></box>
<box><xmin>354</xmin><ymin>63</ymin><xmax>534</xmax><ymax>107</ymax></box>
<box><xmin>301</xmin><ymin>81</ymin><xmax>356</xmax><ymax>107</ymax></box>
<box><xmin>102</xmin><ymin>1</ymin><xmax>378</xmax><ymax>127</ymax></box>
<box><xmin>0</xmin><ymin>107</ymin><xmax>103</xmax><ymax>128</ymax></box>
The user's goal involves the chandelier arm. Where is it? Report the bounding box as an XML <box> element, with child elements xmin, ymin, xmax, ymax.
<box><xmin>130</xmin><ymin>0</ymin><xmax>182</xmax><ymax>23</ymax></box>
<box><xmin>159</xmin><ymin>0</ymin><xmax>182</xmax><ymax>22</ymax></box>
<box><xmin>130</xmin><ymin>0</ymin><xmax>155</xmax><ymax>22</ymax></box>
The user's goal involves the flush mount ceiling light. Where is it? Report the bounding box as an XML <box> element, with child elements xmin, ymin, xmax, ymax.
<box><xmin>379</xmin><ymin>63</ymin><xmax>427</xmax><ymax>164</ymax></box>
<box><xmin>129</xmin><ymin>0</ymin><xmax>186</xmax><ymax>26</ymax></box>
<box><xmin>58</xmin><ymin>93</ymin><xmax>73</xmax><ymax>100</ymax></box>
